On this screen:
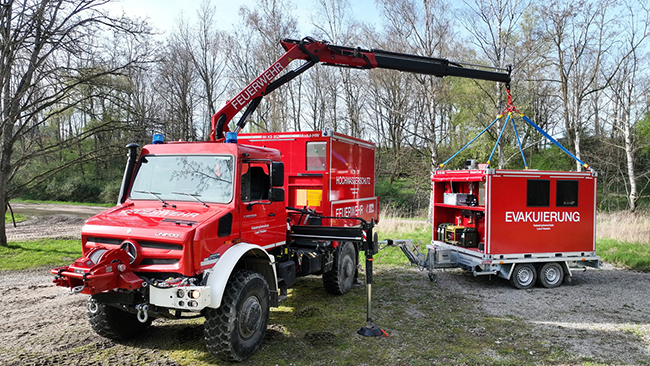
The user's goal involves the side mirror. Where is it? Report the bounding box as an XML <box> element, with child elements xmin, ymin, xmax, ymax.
<box><xmin>271</xmin><ymin>162</ymin><xmax>284</xmax><ymax>187</ymax></box>
<box><xmin>269</xmin><ymin>188</ymin><xmax>285</xmax><ymax>203</ymax></box>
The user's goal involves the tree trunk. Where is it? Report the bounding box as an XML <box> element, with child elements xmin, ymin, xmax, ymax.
<box><xmin>623</xmin><ymin>113</ymin><xmax>637</xmax><ymax>212</ymax></box>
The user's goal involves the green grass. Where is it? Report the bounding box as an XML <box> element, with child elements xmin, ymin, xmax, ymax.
<box><xmin>0</xmin><ymin>239</ymin><xmax>80</xmax><ymax>271</ymax></box>
<box><xmin>597</xmin><ymin>238</ymin><xmax>650</xmax><ymax>272</ymax></box>
<box><xmin>5</xmin><ymin>212</ymin><xmax>27</xmax><ymax>223</ymax></box>
<box><xmin>12</xmin><ymin>198</ymin><xmax>113</xmax><ymax>207</ymax></box>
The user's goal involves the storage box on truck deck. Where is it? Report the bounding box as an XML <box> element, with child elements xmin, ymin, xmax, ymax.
<box><xmin>237</xmin><ymin>131</ymin><xmax>379</xmax><ymax>226</ymax></box>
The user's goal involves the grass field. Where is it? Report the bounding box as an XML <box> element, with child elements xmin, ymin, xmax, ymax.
<box><xmin>0</xmin><ymin>239</ymin><xmax>80</xmax><ymax>271</ymax></box>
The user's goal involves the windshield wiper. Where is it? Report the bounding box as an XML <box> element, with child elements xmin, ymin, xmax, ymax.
<box><xmin>172</xmin><ymin>191</ymin><xmax>209</xmax><ymax>208</ymax></box>
<box><xmin>134</xmin><ymin>190</ymin><xmax>176</xmax><ymax>208</ymax></box>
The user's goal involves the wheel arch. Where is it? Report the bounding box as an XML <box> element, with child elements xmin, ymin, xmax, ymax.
<box><xmin>205</xmin><ymin>243</ymin><xmax>278</xmax><ymax>309</ymax></box>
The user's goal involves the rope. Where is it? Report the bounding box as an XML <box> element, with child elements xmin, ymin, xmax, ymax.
<box><xmin>438</xmin><ymin>115</ymin><xmax>502</xmax><ymax>169</ymax></box>
<box><xmin>511</xmin><ymin>115</ymin><xmax>528</xmax><ymax>169</ymax></box>
<box><xmin>487</xmin><ymin>112</ymin><xmax>510</xmax><ymax>167</ymax></box>
<box><xmin>439</xmin><ymin>87</ymin><xmax>594</xmax><ymax>172</ymax></box>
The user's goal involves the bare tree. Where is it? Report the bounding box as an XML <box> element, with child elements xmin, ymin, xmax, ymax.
<box><xmin>542</xmin><ymin>0</ymin><xmax>619</xmax><ymax>171</ymax></box>
<box><xmin>180</xmin><ymin>1</ymin><xmax>229</xmax><ymax>139</ymax></box>
<box><xmin>233</xmin><ymin>0</ymin><xmax>298</xmax><ymax>133</ymax></box>
<box><xmin>460</xmin><ymin>0</ymin><xmax>529</xmax><ymax>168</ymax></box>
<box><xmin>0</xmin><ymin>0</ymin><xmax>150</xmax><ymax>245</ymax></box>
<box><xmin>601</xmin><ymin>2</ymin><xmax>650</xmax><ymax>212</ymax></box>
<box><xmin>158</xmin><ymin>19</ymin><xmax>198</xmax><ymax>141</ymax></box>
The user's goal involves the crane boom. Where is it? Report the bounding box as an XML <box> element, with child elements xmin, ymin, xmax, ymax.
<box><xmin>210</xmin><ymin>37</ymin><xmax>511</xmax><ymax>140</ymax></box>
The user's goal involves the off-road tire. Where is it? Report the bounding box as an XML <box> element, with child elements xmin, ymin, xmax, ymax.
<box><xmin>204</xmin><ymin>270</ymin><xmax>270</xmax><ymax>362</ymax></box>
<box><xmin>537</xmin><ymin>262</ymin><xmax>564</xmax><ymax>288</ymax></box>
<box><xmin>509</xmin><ymin>263</ymin><xmax>537</xmax><ymax>289</ymax></box>
<box><xmin>87</xmin><ymin>298</ymin><xmax>151</xmax><ymax>340</ymax></box>
<box><xmin>323</xmin><ymin>241</ymin><xmax>357</xmax><ymax>295</ymax></box>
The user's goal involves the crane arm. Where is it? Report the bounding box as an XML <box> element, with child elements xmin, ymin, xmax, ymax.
<box><xmin>210</xmin><ymin>37</ymin><xmax>511</xmax><ymax>140</ymax></box>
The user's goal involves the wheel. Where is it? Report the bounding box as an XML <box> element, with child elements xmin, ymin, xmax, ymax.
<box><xmin>509</xmin><ymin>263</ymin><xmax>537</xmax><ymax>289</ymax></box>
<box><xmin>323</xmin><ymin>242</ymin><xmax>357</xmax><ymax>295</ymax></box>
<box><xmin>204</xmin><ymin>270</ymin><xmax>270</xmax><ymax>362</ymax></box>
<box><xmin>428</xmin><ymin>272</ymin><xmax>438</xmax><ymax>282</ymax></box>
<box><xmin>537</xmin><ymin>262</ymin><xmax>564</xmax><ymax>288</ymax></box>
<box><xmin>87</xmin><ymin>298</ymin><xmax>151</xmax><ymax>340</ymax></box>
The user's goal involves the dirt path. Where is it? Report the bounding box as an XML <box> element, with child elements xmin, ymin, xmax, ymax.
<box><xmin>6</xmin><ymin>203</ymin><xmax>105</xmax><ymax>241</ymax></box>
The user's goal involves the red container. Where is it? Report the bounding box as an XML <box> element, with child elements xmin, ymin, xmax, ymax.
<box><xmin>432</xmin><ymin>169</ymin><xmax>596</xmax><ymax>255</ymax></box>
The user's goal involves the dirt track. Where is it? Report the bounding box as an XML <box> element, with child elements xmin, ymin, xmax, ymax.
<box><xmin>6</xmin><ymin>203</ymin><xmax>105</xmax><ymax>241</ymax></box>
<box><xmin>1</xmin><ymin>204</ymin><xmax>649</xmax><ymax>364</ymax></box>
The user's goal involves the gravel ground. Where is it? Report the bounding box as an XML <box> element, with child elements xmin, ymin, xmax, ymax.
<box><xmin>429</xmin><ymin>263</ymin><xmax>650</xmax><ymax>364</ymax></box>
<box><xmin>1</xmin><ymin>204</ymin><xmax>649</xmax><ymax>365</ymax></box>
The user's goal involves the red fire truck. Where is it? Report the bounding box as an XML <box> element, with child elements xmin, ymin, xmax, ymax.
<box><xmin>51</xmin><ymin>37</ymin><xmax>511</xmax><ymax>361</ymax></box>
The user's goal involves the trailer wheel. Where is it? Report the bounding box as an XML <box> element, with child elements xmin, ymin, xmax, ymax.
<box><xmin>323</xmin><ymin>241</ymin><xmax>357</xmax><ymax>295</ymax></box>
<box><xmin>87</xmin><ymin>298</ymin><xmax>151</xmax><ymax>340</ymax></box>
<box><xmin>537</xmin><ymin>262</ymin><xmax>564</xmax><ymax>288</ymax></box>
<box><xmin>509</xmin><ymin>263</ymin><xmax>537</xmax><ymax>289</ymax></box>
<box><xmin>204</xmin><ymin>270</ymin><xmax>270</xmax><ymax>362</ymax></box>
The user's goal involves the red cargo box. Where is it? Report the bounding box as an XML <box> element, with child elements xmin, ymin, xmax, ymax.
<box><xmin>432</xmin><ymin>169</ymin><xmax>596</xmax><ymax>255</ymax></box>
<box><xmin>238</xmin><ymin>131</ymin><xmax>379</xmax><ymax>226</ymax></box>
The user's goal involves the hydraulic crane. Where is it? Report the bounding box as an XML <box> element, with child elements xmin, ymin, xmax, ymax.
<box><xmin>211</xmin><ymin>36</ymin><xmax>511</xmax><ymax>140</ymax></box>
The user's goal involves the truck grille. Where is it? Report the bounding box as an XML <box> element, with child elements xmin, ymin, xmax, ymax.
<box><xmin>87</xmin><ymin>236</ymin><xmax>183</xmax><ymax>251</ymax></box>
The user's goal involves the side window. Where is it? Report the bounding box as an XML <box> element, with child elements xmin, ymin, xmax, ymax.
<box><xmin>556</xmin><ymin>180</ymin><xmax>579</xmax><ymax>207</ymax></box>
<box><xmin>306</xmin><ymin>141</ymin><xmax>327</xmax><ymax>171</ymax></box>
<box><xmin>527</xmin><ymin>179</ymin><xmax>550</xmax><ymax>207</ymax></box>
<box><xmin>241</xmin><ymin>162</ymin><xmax>270</xmax><ymax>202</ymax></box>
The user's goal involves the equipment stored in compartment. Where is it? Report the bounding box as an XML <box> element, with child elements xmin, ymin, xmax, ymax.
<box><xmin>444</xmin><ymin>193</ymin><xmax>468</xmax><ymax>206</ymax></box>
<box><xmin>465</xmin><ymin>194</ymin><xmax>478</xmax><ymax>206</ymax></box>
<box><xmin>445</xmin><ymin>225</ymin><xmax>464</xmax><ymax>244</ymax></box>
<box><xmin>460</xmin><ymin>227</ymin><xmax>479</xmax><ymax>248</ymax></box>
<box><xmin>437</xmin><ymin>223</ymin><xmax>453</xmax><ymax>241</ymax></box>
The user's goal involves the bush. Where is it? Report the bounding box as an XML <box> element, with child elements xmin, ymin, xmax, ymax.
<box><xmin>99</xmin><ymin>180</ymin><xmax>121</xmax><ymax>204</ymax></box>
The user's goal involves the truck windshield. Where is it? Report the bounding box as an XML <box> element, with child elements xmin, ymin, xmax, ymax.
<box><xmin>130</xmin><ymin>155</ymin><xmax>234</xmax><ymax>204</ymax></box>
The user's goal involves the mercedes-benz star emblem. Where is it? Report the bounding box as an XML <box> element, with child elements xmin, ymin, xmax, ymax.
<box><xmin>120</xmin><ymin>241</ymin><xmax>137</xmax><ymax>264</ymax></box>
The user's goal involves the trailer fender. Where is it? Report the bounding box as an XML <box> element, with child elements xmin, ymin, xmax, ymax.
<box><xmin>204</xmin><ymin>243</ymin><xmax>278</xmax><ymax>309</ymax></box>
<box><xmin>497</xmin><ymin>263</ymin><xmax>515</xmax><ymax>280</ymax></box>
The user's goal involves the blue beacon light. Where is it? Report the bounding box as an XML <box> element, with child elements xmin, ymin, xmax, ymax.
<box><xmin>152</xmin><ymin>134</ymin><xmax>164</xmax><ymax>144</ymax></box>
<box><xmin>225</xmin><ymin>132</ymin><xmax>237</xmax><ymax>143</ymax></box>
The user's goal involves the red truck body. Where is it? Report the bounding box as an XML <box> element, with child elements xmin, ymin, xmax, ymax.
<box><xmin>55</xmin><ymin>131</ymin><xmax>378</xmax><ymax>291</ymax></box>
<box><xmin>238</xmin><ymin>130</ymin><xmax>379</xmax><ymax>227</ymax></box>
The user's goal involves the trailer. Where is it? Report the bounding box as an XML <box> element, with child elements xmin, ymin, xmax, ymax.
<box><xmin>395</xmin><ymin>166</ymin><xmax>600</xmax><ymax>289</ymax></box>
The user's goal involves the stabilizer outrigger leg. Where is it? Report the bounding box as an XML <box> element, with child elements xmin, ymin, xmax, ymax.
<box><xmin>357</xmin><ymin>227</ymin><xmax>388</xmax><ymax>337</ymax></box>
